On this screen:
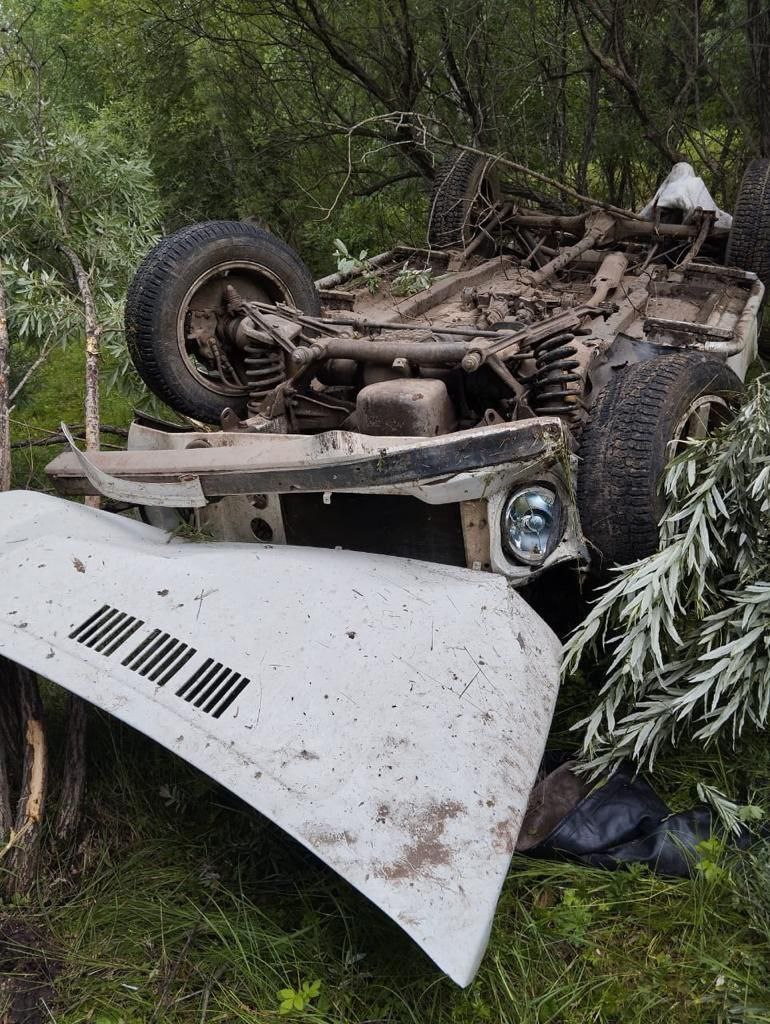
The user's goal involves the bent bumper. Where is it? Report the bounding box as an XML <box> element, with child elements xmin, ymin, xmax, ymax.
<box><xmin>46</xmin><ymin>419</ymin><xmax>585</xmax><ymax>582</ymax></box>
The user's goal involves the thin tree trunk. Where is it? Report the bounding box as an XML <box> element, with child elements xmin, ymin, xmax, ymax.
<box><xmin>5</xmin><ymin>666</ymin><xmax>47</xmax><ymax>898</ymax></box>
<box><xmin>55</xmin><ymin>244</ymin><xmax>99</xmax><ymax>841</ymax></box>
<box><xmin>60</xmin><ymin>245</ymin><xmax>101</xmax><ymax>502</ymax></box>
<box><xmin>53</xmin><ymin>694</ymin><xmax>87</xmax><ymax>841</ymax></box>
<box><xmin>0</xmin><ymin>675</ymin><xmax>16</xmax><ymax>840</ymax></box>
<box><xmin>0</xmin><ymin>275</ymin><xmax>15</xmax><ymax>849</ymax></box>
<box><xmin>0</xmin><ymin>265</ymin><xmax>11</xmax><ymax>494</ymax></box>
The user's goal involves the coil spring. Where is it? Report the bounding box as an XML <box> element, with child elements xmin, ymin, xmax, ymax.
<box><xmin>531</xmin><ymin>331</ymin><xmax>583</xmax><ymax>429</ymax></box>
<box><xmin>244</xmin><ymin>342</ymin><xmax>287</xmax><ymax>415</ymax></box>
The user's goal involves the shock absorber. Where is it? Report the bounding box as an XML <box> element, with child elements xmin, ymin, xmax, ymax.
<box><xmin>244</xmin><ymin>342</ymin><xmax>287</xmax><ymax>415</ymax></box>
<box><xmin>531</xmin><ymin>331</ymin><xmax>583</xmax><ymax>429</ymax></box>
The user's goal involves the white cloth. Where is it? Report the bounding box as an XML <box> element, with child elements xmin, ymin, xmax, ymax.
<box><xmin>639</xmin><ymin>162</ymin><xmax>732</xmax><ymax>229</ymax></box>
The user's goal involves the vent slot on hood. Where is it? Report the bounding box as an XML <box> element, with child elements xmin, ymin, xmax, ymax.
<box><xmin>69</xmin><ymin>604</ymin><xmax>144</xmax><ymax>656</ymax></box>
<box><xmin>176</xmin><ymin>658</ymin><xmax>251</xmax><ymax>718</ymax></box>
<box><xmin>69</xmin><ymin>605</ymin><xmax>248</xmax><ymax>715</ymax></box>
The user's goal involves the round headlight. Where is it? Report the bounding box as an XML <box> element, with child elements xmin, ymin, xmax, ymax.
<box><xmin>502</xmin><ymin>486</ymin><xmax>561</xmax><ymax>566</ymax></box>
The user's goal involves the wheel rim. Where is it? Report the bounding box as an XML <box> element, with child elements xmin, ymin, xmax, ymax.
<box><xmin>176</xmin><ymin>260</ymin><xmax>296</xmax><ymax>397</ymax></box>
<box><xmin>669</xmin><ymin>394</ymin><xmax>730</xmax><ymax>454</ymax></box>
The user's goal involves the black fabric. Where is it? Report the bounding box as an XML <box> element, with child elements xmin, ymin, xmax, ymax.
<box><xmin>525</xmin><ymin>760</ymin><xmax>755</xmax><ymax>877</ymax></box>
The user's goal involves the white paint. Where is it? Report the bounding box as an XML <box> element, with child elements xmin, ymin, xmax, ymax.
<box><xmin>61</xmin><ymin>422</ymin><xmax>207</xmax><ymax>507</ymax></box>
<box><xmin>0</xmin><ymin>490</ymin><xmax>560</xmax><ymax>986</ymax></box>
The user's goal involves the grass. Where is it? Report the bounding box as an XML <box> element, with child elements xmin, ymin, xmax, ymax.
<box><xmin>2</xmin><ymin>692</ymin><xmax>767</xmax><ymax>1024</ymax></box>
<box><xmin>5</xmin><ymin>347</ymin><xmax>770</xmax><ymax>1022</ymax></box>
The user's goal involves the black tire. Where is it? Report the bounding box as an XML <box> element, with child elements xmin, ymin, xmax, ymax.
<box><xmin>726</xmin><ymin>158</ymin><xmax>770</xmax><ymax>355</ymax></box>
<box><xmin>578</xmin><ymin>354</ymin><xmax>743</xmax><ymax>569</ymax></box>
<box><xmin>427</xmin><ymin>150</ymin><xmax>501</xmax><ymax>250</ymax></box>
<box><xmin>125</xmin><ymin>221</ymin><xmax>320</xmax><ymax>423</ymax></box>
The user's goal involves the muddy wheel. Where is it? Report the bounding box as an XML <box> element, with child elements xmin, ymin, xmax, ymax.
<box><xmin>578</xmin><ymin>354</ymin><xmax>743</xmax><ymax>569</ymax></box>
<box><xmin>125</xmin><ymin>221</ymin><xmax>320</xmax><ymax>423</ymax></box>
<box><xmin>427</xmin><ymin>150</ymin><xmax>501</xmax><ymax>251</ymax></box>
<box><xmin>726</xmin><ymin>158</ymin><xmax>770</xmax><ymax>355</ymax></box>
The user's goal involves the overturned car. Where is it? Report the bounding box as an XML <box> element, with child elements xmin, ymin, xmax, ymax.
<box><xmin>49</xmin><ymin>155</ymin><xmax>765</xmax><ymax>574</ymax></box>
<box><xmin>2</xmin><ymin>154</ymin><xmax>768</xmax><ymax>985</ymax></box>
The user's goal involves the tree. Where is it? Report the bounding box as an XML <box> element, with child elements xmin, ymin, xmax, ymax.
<box><xmin>0</xmin><ymin>14</ymin><xmax>161</xmax><ymax>881</ymax></box>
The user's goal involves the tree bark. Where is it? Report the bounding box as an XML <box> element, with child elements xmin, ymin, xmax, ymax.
<box><xmin>4</xmin><ymin>666</ymin><xmax>47</xmax><ymax>898</ymax></box>
<box><xmin>0</xmin><ymin>275</ymin><xmax>15</xmax><ymax>851</ymax></box>
<box><xmin>0</xmin><ymin>264</ymin><xmax>11</xmax><ymax>494</ymax></box>
<box><xmin>0</xmin><ymin>677</ymin><xmax>17</xmax><ymax>840</ymax></box>
<box><xmin>59</xmin><ymin>245</ymin><xmax>101</xmax><ymax>498</ymax></box>
<box><xmin>53</xmin><ymin>693</ymin><xmax>87</xmax><ymax>841</ymax></box>
<box><xmin>747</xmin><ymin>0</ymin><xmax>770</xmax><ymax>156</ymax></box>
<box><xmin>55</xmin><ymin>244</ymin><xmax>99</xmax><ymax>841</ymax></box>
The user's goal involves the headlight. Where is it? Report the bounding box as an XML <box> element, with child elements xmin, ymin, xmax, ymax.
<box><xmin>501</xmin><ymin>486</ymin><xmax>562</xmax><ymax>566</ymax></box>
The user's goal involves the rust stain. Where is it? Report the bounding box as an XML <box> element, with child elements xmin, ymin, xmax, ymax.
<box><xmin>491</xmin><ymin>818</ymin><xmax>517</xmax><ymax>855</ymax></box>
<box><xmin>374</xmin><ymin>798</ymin><xmax>465</xmax><ymax>881</ymax></box>
<box><xmin>307</xmin><ymin>828</ymin><xmax>357</xmax><ymax>847</ymax></box>
<box><xmin>72</xmin><ymin>557</ymin><xmax>86</xmax><ymax>574</ymax></box>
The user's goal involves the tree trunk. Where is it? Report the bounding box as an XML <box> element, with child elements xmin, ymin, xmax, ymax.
<box><xmin>60</xmin><ymin>245</ymin><xmax>101</xmax><ymax>504</ymax></box>
<box><xmin>4</xmin><ymin>666</ymin><xmax>47</xmax><ymax>898</ymax></box>
<box><xmin>0</xmin><ymin>265</ymin><xmax>11</xmax><ymax>494</ymax></box>
<box><xmin>53</xmin><ymin>693</ymin><xmax>87</xmax><ymax>841</ymax></box>
<box><xmin>0</xmin><ymin>275</ymin><xmax>15</xmax><ymax>851</ymax></box>
<box><xmin>747</xmin><ymin>0</ymin><xmax>770</xmax><ymax>156</ymax></box>
<box><xmin>55</xmin><ymin>244</ymin><xmax>100</xmax><ymax>841</ymax></box>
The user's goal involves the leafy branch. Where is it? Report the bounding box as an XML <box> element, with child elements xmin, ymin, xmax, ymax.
<box><xmin>564</xmin><ymin>376</ymin><xmax>770</xmax><ymax>776</ymax></box>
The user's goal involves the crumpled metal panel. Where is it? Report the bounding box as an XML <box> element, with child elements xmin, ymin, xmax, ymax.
<box><xmin>0</xmin><ymin>490</ymin><xmax>560</xmax><ymax>985</ymax></box>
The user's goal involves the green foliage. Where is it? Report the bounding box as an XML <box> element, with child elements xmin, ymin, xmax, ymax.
<box><xmin>277</xmin><ymin>978</ymin><xmax>322</xmax><ymax>1014</ymax></box>
<box><xmin>0</xmin><ymin>18</ymin><xmax>161</xmax><ymax>403</ymax></box>
<box><xmin>564</xmin><ymin>377</ymin><xmax>770</xmax><ymax>782</ymax></box>
<box><xmin>391</xmin><ymin>261</ymin><xmax>432</xmax><ymax>297</ymax></box>
<box><xmin>17</xmin><ymin>701</ymin><xmax>770</xmax><ymax>1024</ymax></box>
<box><xmin>332</xmin><ymin>238</ymin><xmax>381</xmax><ymax>293</ymax></box>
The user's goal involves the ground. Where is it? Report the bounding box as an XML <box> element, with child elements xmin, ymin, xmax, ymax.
<box><xmin>4</xmin><ymin>347</ymin><xmax>770</xmax><ymax>1024</ymax></box>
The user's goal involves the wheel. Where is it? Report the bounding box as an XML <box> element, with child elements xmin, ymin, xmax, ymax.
<box><xmin>577</xmin><ymin>354</ymin><xmax>743</xmax><ymax>569</ymax></box>
<box><xmin>726</xmin><ymin>158</ymin><xmax>770</xmax><ymax>355</ymax></box>
<box><xmin>427</xmin><ymin>150</ymin><xmax>501</xmax><ymax>251</ymax></box>
<box><xmin>125</xmin><ymin>221</ymin><xmax>321</xmax><ymax>423</ymax></box>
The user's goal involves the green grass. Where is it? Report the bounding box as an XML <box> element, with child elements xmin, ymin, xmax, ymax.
<box><xmin>6</xmin><ymin>343</ymin><xmax>770</xmax><ymax>1023</ymax></box>
<box><xmin>4</xmin><ymin>697</ymin><xmax>768</xmax><ymax>1024</ymax></box>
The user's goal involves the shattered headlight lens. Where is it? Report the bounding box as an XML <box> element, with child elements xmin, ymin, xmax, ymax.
<box><xmin>502</xmin><ymin>486</ymin><xmax>561</xmax><ymax>566</ymax></box>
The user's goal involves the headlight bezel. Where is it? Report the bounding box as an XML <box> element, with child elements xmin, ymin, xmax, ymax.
<box><xmin>500</xmin><ymin>484</ymin><xmax>563</xmax><ymax>567</ymax></box>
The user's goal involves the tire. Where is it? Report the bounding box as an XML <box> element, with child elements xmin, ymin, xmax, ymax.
<box><xmin>577</xmin><ymin>354</ymin><xmax>743</xmax><ymax>569</ymax></box>
<box><xmin>427</xmin><ymin>150</ymin><xmax>501</xmax><ymax>250</ymax></box>
<box><xmin>125</xmin><ymin>221</ymin><xmax>321</xmax><ymax>423</ymax></box>
<box><xmin>726</xmin><ymin>157</ymin><xmax>770</xmax><ymax>355</ymax></box>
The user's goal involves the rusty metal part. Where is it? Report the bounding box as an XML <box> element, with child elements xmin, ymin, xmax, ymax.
<box><xmin>586</xmin><ymin>252</ymin><xmax>628</xmax><ymax>307</ymax></box>
<box><xmin>508</xmin><ymin>209</ymin><xmax>707</xmax><ymax>240</ymax></box>
<box><xmin>525</xmin><ymin>212</ymin><xmax>615</xmax><ymax>287</ymax></box>
<box><xmin>460</xmin><ymin>499</ymin><xmax>491</xmax><ymax>570</ymax></box>
<box><xmin>46</xmin><ymin>418</ymin><xmax>565</xmax><ymax>501</ymax></box>
<box><xmin>244</xmin><ymin>344</ymin><xmax>287</xmax><ymax>415</ymax></box>
<box><xmin>677</xmin><ymin>210</ymin><xmax>715</xmax><ymax>270</ymax></box>
<box><xmin>529</xmin><ymin>332</ymin><xmax>583</xmax><ymax>428</ymax></box>
<box><xmin>280</xmin><ymin>309</ymin><xmax>507</xmax><ymax>339</ymax></box>
<box><xmin>291</xmin><ymin>337</ymin><xmax>471</xmax><ymax>368</ymax></box>
<box><xmin>460</xmin><ymin>307</ymin><xmax>593</xmax><ymax>372</ymax></box>
<box><xmin>210</xmin><ymin>337</ymin><xmax>243</xmax><ymax>388</ymax></box>
<box><xmin>484</xmin><ymin>298</ymin><xmax>511</xmax><ymax>327</ymax></box>
<box><xmin>356</xmin><ymin>379</ymin><xmax>456</xmax><ymax>436</ymax></box>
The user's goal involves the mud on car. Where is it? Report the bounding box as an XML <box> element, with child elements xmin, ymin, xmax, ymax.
<box><xmin>3</xmin><ymin>153</ymin><xmax>765</xmax><ymax>986</ymax></box>
<box><xmin>49</xmin><ymin>152</ymin><xmax>767</xmax><ymax>578</ymax></box>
